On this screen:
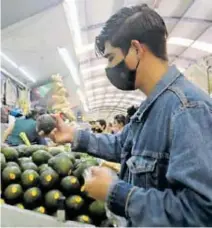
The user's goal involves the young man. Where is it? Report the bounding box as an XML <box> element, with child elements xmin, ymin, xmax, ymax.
<box><xmin>42</xmin><ymin>4</ymin><xmax>212</xmax><ymax>226</ymax></box>
<box><xmin>94</xmin><ymin>119</ymin><xmax>107</xmax><ymax>133</ymax></box>
<box><xmin>113</xmin><ymin>114</ymin><xmax>126</xmax><ymax>133</ymax></box>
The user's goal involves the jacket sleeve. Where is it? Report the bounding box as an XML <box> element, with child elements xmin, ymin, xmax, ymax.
<box><xmin>106</xmin><ymin>105</ymin><xmax>212</xmax><ymax>226</ymax></box>
<box><xmin>72</xmin><ymin>124</ymin><xmax>130</xmax><ymax>163</ymax></box>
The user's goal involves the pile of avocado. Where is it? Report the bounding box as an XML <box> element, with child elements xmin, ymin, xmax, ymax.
<box><xmin>0</xmin><ymin>145</ymin><xmax>113</xmax><ymax>226</ymax></box>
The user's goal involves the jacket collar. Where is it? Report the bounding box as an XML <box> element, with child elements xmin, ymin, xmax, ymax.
<box><xmin>132</xmin><ymin>65</ymin><xmax>182</xmax><ymax>122</ymax></box>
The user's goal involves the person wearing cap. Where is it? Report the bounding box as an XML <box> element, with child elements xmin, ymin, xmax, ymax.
<box><xmin>40</xmin><ymin>4</ymin><xmax>212</xmax><ymax>226</ymax></box>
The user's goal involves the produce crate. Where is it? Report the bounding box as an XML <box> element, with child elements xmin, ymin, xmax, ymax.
<box><xmin>1</xmin><ymin>204</ymin><xmax>94</xmax><ymax>227</ymax></box>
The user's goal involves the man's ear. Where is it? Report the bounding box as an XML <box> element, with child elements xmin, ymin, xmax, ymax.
<box><xmin>131</xmin><ymin>40</ymin><xmax>145</xmax><ymax>58</ymax></box>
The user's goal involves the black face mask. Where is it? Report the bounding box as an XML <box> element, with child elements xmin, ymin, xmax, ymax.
<box><xmin>105</xmin><ymin>59</ymin><xmax>140</xmax><ymax>91</ymax></box>
<box><xmin>95</xmin><ymin>128</ymin><xmax>103</xmax><ymax>133</ymax></box>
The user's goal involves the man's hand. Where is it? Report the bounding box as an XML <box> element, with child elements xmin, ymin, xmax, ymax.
<box><xmin>39</xmin><ymin>114</ymin><xmax>76</xmax><ymax>144</ymax></box>
<box><xmin>84</xmin><ymin>167</ymin><xmax>115</xmax><ymax>201</ymax></box>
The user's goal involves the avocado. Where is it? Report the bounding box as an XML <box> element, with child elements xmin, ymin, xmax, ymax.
<box><xmin>72</xmin><ymin>160</ymin><xmax>98</xmax><ymax>179</ymax></box>
<box><xmin>76</xmin><ymin>215</ymin><xmax>93</xmax><ymax>224</ymax></box>
<box><xmin>66</xmin><ymin>195</ymin><xmax>84</xmax><ymax>211</ymax></box>
<box><xmin>21</xmin><ymin>170</ymin><xmax>39</xmax><ymax>188</ymax></box>
<box><xmin>89</xmin><ymin>200</ymin><xmax>106</xmax><ymax>217</ymax></box>
<box><xmin>1</xmin><ymin>153</ymin><xmax>6</xmax><ymax>170</ymax></box>
<box><xmin>2</xmin><ymin>147</ymin><xmax>18</xmax><ymax>161</ymax></box>
<box><xmin>0</xmin><ymin>198</ymin><xmax>5</xmax><ymax>204</ymax></box>
<box><xmin>38</xmin><ymin>164</ymin><xmax>53</xmax><ymax>174</ymax></box>
<box><xmin>55</xmin><ymin>152</ymin><xmax>75</xmax><ymax>164</ymax></box>
<box><xmin>2</xmin><ymin>166</ymin><xmax>21</xmax><ymax>184</ymax></box>
<box><xmin>6</xmin><ymin>161</ymin><xmax>20</xmax><ymax>168</ymax></box>
<box><xmin>4</xmin><ymin>184</ymin><xmax>23</xmax><ymax>201</ymax></box>
<box><xmin>48</xmin><ymin>156</ymin><xmax>73</xmax><ymax>176</ymax></box>
<box><xmin>15</xmin><ymin>145</ymin><xmax>28</xmax><ymax>157</ymax></box>
<box><xmin>15</xmin><ymin>203</ymin><xmax>25</xmax><ymax>209</ymax></box>
<box><xmin>24</xmin><ymin>145</ymin><xmax>47</xmax><ymax>157</ymax></box>
<box><xmin>18</xmin><ymin>157</ymin><xmax>32</xmax><ymax>165</ymax></box>
<box><xmin>32</xmin><ymin>150</ymin><xmax>52</xmax><ymax>165</ymax></box>
<box><xmin>48</xmin><ymin>147</ymin><xmax>64</xmax><ymax>156</ymax></box>
<box><xmin>21</xmin><ymin>162</ymin><xmax>38</xmax><ymax>172</ymax></box>
<box><xmin>40</xmin><ymin>169</ymin><xmax>59</xmax><ymax>189</ymax></box>
<box><xmin>33</xmin><ymin>206</ymin><xmax>46</xmax><ymax>214</ymax></box>
<box><xmin>23</xmin><ymin>187</ymin><xmax>42</xmax><ymax>206</ymax></box>
<box><xmin>60</xmin><ymin>176</ymin><xmax>80</xmax><ymax>193</ymax></box>
<box><xmin>45</xmin><ymin>190</ymin><xmax>63</xmax><ymax>208</ymax></box>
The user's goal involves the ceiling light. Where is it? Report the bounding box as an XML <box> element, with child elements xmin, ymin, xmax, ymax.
<box><xmin>19</xmin><ymin>67</ymin><xmax>36</xmax><ymax>83</ymax></box>
<box><xmin>168</xmin><ymin>37</ymin><xmax>193</xmax><ymax>46</ymax></box>
<box><xmin>1</xmin><ymin>52</ymin><xmax>18</xmax><ymax>68</ymax></box>
<box><xmin>63</xmin><ymin>0</ymin><xmax>82</xmax><ymax>48</ymax></box>
<box><xmin>85</xmin><ymin>77</ymin><xmax>107</xmax><ymax>87</ymax></box>
<box><xmin>192</xmin><ymin>41</ymin><xmax>212</xmax><ymax>53</ymax></box>
<box><xmin>168</xmin><ymin>37</ymin><xmax>212</xmax><ymax>53</ymax></box>
<box><xmin>81</xmin><ymin>64</ymin><xmax>107</xmax><ymax>74</ymax></box>
<box><xmin>1</xmin><ymin>67</ymin><xmax>26</xmax><ymax>87</ymax></box>
<box><xmin>58</xmin><ymin>47</ymin><xmax>80</xmax><ymax>86</ymax></box>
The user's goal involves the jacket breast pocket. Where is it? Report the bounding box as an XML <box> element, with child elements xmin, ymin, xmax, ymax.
<box><xmin>126</xmin><ymin>151</ymin><xmax>169</xmax><ymax>189</ymax></box>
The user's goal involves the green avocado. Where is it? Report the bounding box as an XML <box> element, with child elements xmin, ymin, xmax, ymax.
<box><xmin>33</xmin><ymin>206</ymin><xmax>46</xmax><ymax>214</ymax></box>
<box><xmin>21</xmin><ymin>170</ymin><xmax>39</xmax><ymax>188</ymax></box>
<box><xmin>23</xmin><ymin>187</ymin><xmax>42</xmax><ymax>206</ymax></box>
<box><xmin>2</xmin><ymin>166</ymin><xmax>21</xmax><ymax>184</ymax></box>
<box><xmin>48</xmin><ymin>147</ymin><xmax>64</xmax><ymax>156</ymax></box>
<box><xmin>21</xmin><ymin>162</ymin><xmax>38</xmax><ymax>172</ymax></box>
<box><xmin>48</xmin><ymin>156</ymin><xmax>73</xmax><ymax>176</ymax></box>
<box><xmin>2</xmin><ymin>147</ymin><xmax>18</xmax><ymax>161</ymax></box>
<box><xmin>4</xmin><ymin>184</ymin><xmax>23</xmax><ymax>201</ymax></box>
<box><xmin>45</xmin><ymin>190</ymin><xmax>63</xmax><ymax>208</ymax></box>
<box><xmin>1</xmin><ymin>153</ymin><xmax>6</xmax><ymax>170</ymax></box>
<box><xmin>24</xmin><ymin>145</ymin><xmax>47</xmax><ymax>157</ymax></box>
<box><xmin>18</xmin><ymin>157</ymin><xmax>32</xmax><ymax>165</ymax></box>
<box><xmin>40</xmin><ymin>169</ymin><xmax>59</xmax><ymax>189</ymax></box>
<box><xmin>38</xmin><ymin>164</ymin><xmax>53</xmax><ymax>174</ymax></box>
<box><xmin>60</xmin><ymin>176</ymin><xmax>80</xmax><ymax>193</ymax></box>
<box><xmin>88</xmin><ymin>200</ymin><xmax>106</xmax><ymax>217</ymax></box>
<box><xmin>15</xmin><ymin>145</ymin><xmax>28</xmax><ymax>157</ymax></box>
<box><xmin>32</xmin><ymin>150</ymin><xmax>52</xmax><ymax>165</ymax></box>
<box><xmin>66</xmin><ymin>195</ymin><xmax>84</xmax><ymax>211</ymax></box>
<box><xmin>6</xmin><ymin>161</ymin><xmax>20</xmax><ymax>168</ymax></box>
<box><xmin>76</xmin><ymin>215</ymin><xmax>93</xmax><ymax>224</ymax></box>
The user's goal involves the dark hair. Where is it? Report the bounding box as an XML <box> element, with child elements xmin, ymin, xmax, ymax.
<box><xmin>97</xmin><ymin>119</ymin><xmax>107</xmax><ymax>129</ymax></box>
<box><xmin>26</xmin><ymin>110</ymin><xmax>40</xmax><ymax>120</ymax></box>
<box><xmin>114</xmin><ymin>114</ymin><xmax>126</xmax><ymax>126</ymax></box>
<box><xmin>95</xmin><ymin>4</ymin><xmax>168</xmax><ymax>60</ymax></box>
<box><xmin>127</xmin><ymin>105</ymin><xmax>138</xmax><ymax>117</ymax></box>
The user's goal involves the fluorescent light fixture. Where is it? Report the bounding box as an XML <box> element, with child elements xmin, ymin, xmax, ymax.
<box><xmin>85</xmin><ymin>77</ymin><xmax>107</xmax><ymax>87</ymax></box>
<box><xmin>168</xmin><ymin>37</ymin><xmax>193</xmax><ymax>46</ymax></box>
<box><xmin>1</xmin><ymin>67</ymin><xmax>26</xmax><ymax>87</ymax></box>
<box><xmin>1</xmin><ymin>52</ymin><xmax>35</xmax><ymax>83</ymax></box>
<box><xmin>192</xmin><ymin>41</ymin><xmax>212</xmax><ymax>53</ymax></box>
<box><xmin>168</xmin><ymin>37</ymin><xmax>212</xmax><ymax>53</ymax></box>
<box><xmin>81</xmin><ymin>64</ymin><xmax>107</xmax><ymax>74</ymax></box>
<box><xmin>19</xmin><ymin>67</ymin><xmax>36</xmax><ymax>83</ymax></box>
<box><xmin>1</xmin><ymin>52</ymin><xmax>18</xmax><ymax>68</ymax></box>
<box><xmin>76</xmin><ymin>43</ymin><xmax>95</xmax><ymax>55</ymax></box>
<box><xmin>63</xmin><ymin>0</ymin><xmax>82</xmax><ymax>48</ymax></box>
<box><xmin>58</xmin><ymin>47</ymin><xmax>80</xmax><ymax>86</ymax></box>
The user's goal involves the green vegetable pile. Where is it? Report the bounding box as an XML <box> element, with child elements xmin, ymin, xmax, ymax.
<box><xmin>0</xmin><ymin>144</ymin><xmax>113</xmax><ymax>226</ymax></box>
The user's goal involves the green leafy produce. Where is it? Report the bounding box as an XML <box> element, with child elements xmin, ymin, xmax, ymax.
<box><xmin>60</xmin><ymin>176</ymin><xmax>80</xmax><ymax>193</ymax></box>
<box><xmin>89</xmin><ymin>200</ymin><xmax>105</xmax><ymax>217</ymax></box>
<box><xmin>23</xmin><ymin>187</ymin><xmax>42</xmax><ymax>205</ymax></box>
<box><xmin>66</xmin><ymin>195</ymin><xmax>84</xmax><ymax>211</ymax></box>
<box><xmin>2</xmin><ymin>166</ymin><xmax>21</xmax><ymax>184</ymax></box>
<box><xmin>40</xmin><ymin>169</ymin><xmax>59</xmax><ymax>189</ymax></box>
<box><xmin>76</xmin><ymin>215</ymin><xmax>93</xmax><ymax>224</ymax></box>
<box><xmin>21</xmin><ymin>170</ymin><xmax>39</xmax><ymax>188</ymax></box>
<box><xmin>4</xmin><ymin>184</ymin><xmax>23</xmax><ymax>201</ymax></box>
<box><xmin>0</xmin><ymin>153</ymin><xmax>6</xmax><ymax>170</ymax></box>
<box><xmin>45</xmin><ymin>190</ymin><xmax>63</xmax><ymax>208</ymax></box>
<box><xmin>2</xmin><ymin>147</ymin><xmax>18</xmax><ymax>161</ymax></box>
<box><xmin>48</xmin><ymin>156</ymin><xmax>73</xmax><ymax>176</ymax></box>
<box><xmin>32</xmin><ymin>150</ymin><xmax>52</xmax><ymax>165</ymax></box>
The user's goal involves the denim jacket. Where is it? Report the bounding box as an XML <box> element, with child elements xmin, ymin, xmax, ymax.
<box><xmin>74</xmin><ymin>65</ymin><xmax>212</xmax><ymax>226</ymax></box>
